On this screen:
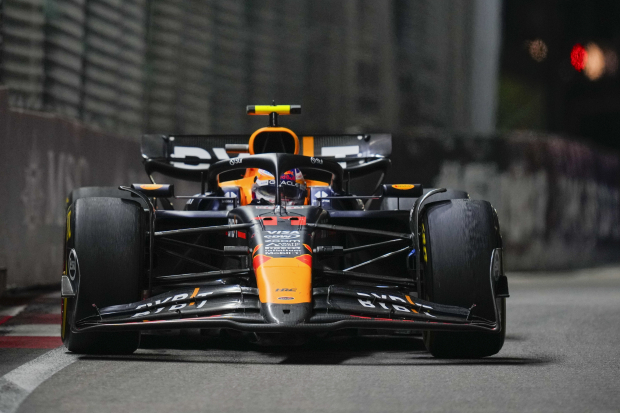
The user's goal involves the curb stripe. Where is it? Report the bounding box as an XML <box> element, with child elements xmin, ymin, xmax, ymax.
<box><xmin>12</xmin><ymin>314</ymin><xmax>61</xmax><ymax>325</ymax></box>
<box><xmin>0</xmin><ymin>305</ymin><xmax>28</xmax><ymax>327</ymax></box>
<box><xmin>0</xmin><ymin>305</ymin><xmax>27</xmax><ymax>317</ymax></box>
<box><xmin>0</xmin><ymin>347</ymin><xmax>77</xmax><ymax>413</ymax></box>
<box><xmin>0</xmin><ymin>337</ymin><xmax>62</xmax><ymax>349</ymax></box>
<box><xmin>61</xmin><ymin>298</ymin><xmax>67</xmax><ymax>340</ymax></box>
<box><xmin>0</xmin><ymin>325</ymin><xmax>60</xmax><ymax>337</ymax></box>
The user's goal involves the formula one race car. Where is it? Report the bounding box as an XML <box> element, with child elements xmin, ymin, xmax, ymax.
<box><xmin>60</xmin><ymin>104</ymin><xmax>509</xmax><ymax>358</ymax></box>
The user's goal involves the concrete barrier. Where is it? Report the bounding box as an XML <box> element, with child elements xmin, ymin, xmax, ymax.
<box><xmin>0</xmin><ymin>89</ymin><xmax>144</xmax><ymax>290</ymax></box>
<box><xmin>390</xmin><ymin>130</ymin><xmax>620</xmax><ymax>270</ymax></box>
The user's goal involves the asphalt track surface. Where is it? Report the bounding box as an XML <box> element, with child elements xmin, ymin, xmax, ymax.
<box><xmin>2</xmin><ymin>266</ymin><xmax>620</xmax><ymax>413</ymax></box>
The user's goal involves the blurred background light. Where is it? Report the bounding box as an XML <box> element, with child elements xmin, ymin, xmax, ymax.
<box><xmin>571</xmin><ymin>43</ymin><xmax>587</xmax><ymax>71</ymax></box>
<box><xmin>528</xmin><ymin>39</ymin><xmax>548</xmax><ymax>62</ymax></box>
<box><xmin>584</xmin><ymin>43</ymin><xmax>605</xmax><ymax>80</ymax></box>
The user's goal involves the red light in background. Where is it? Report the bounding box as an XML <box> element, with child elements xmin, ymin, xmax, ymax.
<box><xmin>571</xmin><ymin>44</ymin><xmax>588</xmax><ymax>71</ymax></box>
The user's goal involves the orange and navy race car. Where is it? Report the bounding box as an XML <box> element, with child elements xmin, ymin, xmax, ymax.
<box><xmin>60</xmin><ymin>104</ymin><xmax>509</xmax><ymax>358</ymax></box>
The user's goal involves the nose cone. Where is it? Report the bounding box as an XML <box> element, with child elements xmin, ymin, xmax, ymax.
<box><xmin>254</xmin><ymin>257</ymin><xmax>312</xmax><ymax>304</ymax></box>
<box><xmin>261</xmin><ymin>302</ymin><xmax>313</xmax><ymax>324</ymax></box>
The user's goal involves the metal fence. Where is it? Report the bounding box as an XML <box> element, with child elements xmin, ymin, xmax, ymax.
<box><xmin>0</xmin><ymin>0</ymin><xmax>502</xmax><ymax>138</ymax></box>
<box><xmin>2</xmin><ymin>0</ymin><xmax>146</xmax><ymax>137</ymax></box>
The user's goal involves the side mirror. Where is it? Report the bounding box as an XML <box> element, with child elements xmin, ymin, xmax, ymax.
<box><xmin>130</xmin><ymin>184</ymin><xmax>174</xmax><ymax>198</ymax></box>
<box><xmin>381</xmin><ymin>184</ymin><xmax>423</xmax><ymax>198</ymax></box>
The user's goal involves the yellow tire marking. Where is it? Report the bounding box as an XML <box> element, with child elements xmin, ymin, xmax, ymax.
<box><xmin>61</xmin><ymin>298</ymin><xmax>67</xmax><ymax>339</ymax></box>
<box><xmin>66</xmin><ymin>210</ymin><xmax>71</xmax><ymax>242</ymax></box>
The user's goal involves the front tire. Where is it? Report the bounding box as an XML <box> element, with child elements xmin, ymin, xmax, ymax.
<box><xmin>67</xmin><ymin>186</ymin><xmax>147</xmax><ymax>210</ymax></box>
<box><xmin>422</xmin><ymin>199</ymin><xmax>506</xmax><ymax>358</ymax></box>
<box><xmin>63</xmin><ymin>197</ymin><xmax>143</xmax><ymax>354</ymax></box>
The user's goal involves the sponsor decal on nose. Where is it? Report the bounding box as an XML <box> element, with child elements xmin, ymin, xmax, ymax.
<box><xmin>253</xmin><ymin>255</ymin><xmax>272</xmax><ymax>269</ymax></box>
<box><xmin>295</xmin><ymin>255</ymin><xmax>312</xmax><ymax>266</ymax></box>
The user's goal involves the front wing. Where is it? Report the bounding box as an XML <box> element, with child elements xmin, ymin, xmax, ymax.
<box><xmin>72</xmin><ymin>281</ymin><xmax>501</xmax><ymax>335</ymax></box>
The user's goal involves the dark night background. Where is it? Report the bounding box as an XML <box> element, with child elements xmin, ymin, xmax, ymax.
<box><xmin>499</xmin><ymin>0</ymin><xmax>620</xmax><ymax>150</ymax></box>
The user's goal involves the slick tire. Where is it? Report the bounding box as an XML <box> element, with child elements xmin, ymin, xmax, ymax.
<box><xmin>422</xmin><ymin>199</ymin><xmax>506</xmax><ymax>358</ymax></box>
<box><xmin>62</xmin><ymin>197</ymin><xmax>143</xmax><ymax>354</ymax></box>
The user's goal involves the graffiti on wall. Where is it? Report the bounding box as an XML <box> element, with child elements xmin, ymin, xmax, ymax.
<box><xmin>0</xmin><ymin>87</ymin><xmax>144</xmax><ymax>288</ymax></box>
<box><xmin>20</xmin><ymin>138</ymin><xmax>91</xmax><ymax>230</ymax></box>
<box><xmin>390</xmin><ymin>131</ymin><xmax>620</xmax><ymax>270</ymax></box>
<box><xmin>435</xmin><ymin>161</ymin><xmax>620</xmax><ymax>243</ymax></box>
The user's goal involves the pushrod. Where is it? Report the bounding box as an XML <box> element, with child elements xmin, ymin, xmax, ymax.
<box><xmin>154</xmin><ymin>223</ymin><xmax>254</xmax><ymax>237</ymax></box>
<box><xmin>155</xmin><ymin>268</ymin><xmax>251</xmax><ymax>283</ymax></box>
<box><xmin>307</xmin><ymin>223</ymin><xmax>412</xmax><ymax>240</ymax></box>
<box><xmin>157</xmin><ymin>248</ymin><xmax>220</xmax><ymax>271</ymax></box>
<box><xmin>343</xmin><ymin>247</ymin><xmax>410</xmax><ymax>272</ymax></box>
<box><xmin>158</xmin><ymin>237</ymin><xmax>226</xmax><ymax>255</ymax></box>
<box><xmin>342</xmin><ymin>238</ymin><xmax>407</xmax><ymax>254</ymax></box>
<box><xmin>319</xmin><ymin>269</ymin><xmax>416</xmax><ymax>286</ymax></box>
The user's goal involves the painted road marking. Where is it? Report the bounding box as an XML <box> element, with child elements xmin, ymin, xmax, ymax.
<box><xmin>0</xmin><ymin>325</ymin><xmax>60</xmax><ymax>337</ymax></box>
<box><xmin>0</xmin><ymin>306</ymin><xmax>27</xmax><ymax>317</ymax></box>
<box><xmin>0</xmin><ymin>302</ymin><xmax>61</xmax><ymax>349</ymax></box>
<box><xmin>0</xmin><ymin>337</ymin><xmax>62</xmax><ymax>349</ymax></box>
<box><xmin>0</xmin><ymin>304</ymin><xmax>26</xmax><ymax>317</ymax></box>
<box><xmin>9</xmin><ymin>314</ymin><xmax>61</xmax><ymax>324</ymax></box>
<box><xmin>0</xmin><ymin>347</ymin><xmax>77</xmax><ymax>413</ymax></box>
<box><xmin>0</xmin><ymin>306</ymin><xmax>27</xmax><ymax>326</ymax></box>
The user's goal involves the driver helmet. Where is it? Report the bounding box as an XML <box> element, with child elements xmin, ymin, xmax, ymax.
<box><xmin>252</xmin><ymin>168</ymin><xmax>307</xmax><ymax>205</ymax></box>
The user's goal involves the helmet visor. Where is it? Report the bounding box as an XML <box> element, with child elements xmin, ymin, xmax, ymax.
<box><xmin>254</xmin><ymin>183</ymin><xmax>306</xmax><ymax>203</ymax></box>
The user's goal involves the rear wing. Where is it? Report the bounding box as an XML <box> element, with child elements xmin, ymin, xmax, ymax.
<box><xmin>141</xmin><ymin>134</ymin><xmax>392</xmax><ymax>182</ymax></box>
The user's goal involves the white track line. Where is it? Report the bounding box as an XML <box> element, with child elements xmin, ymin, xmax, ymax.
<box><xmin>0</xmin><ymin>306</ymin><xmax>27</xmax><ymax>318</ymax></box>
<box><xmin>0</xmin><ymin>347</ymin><xmax>77</xmax><ymax>413</ymax></box>
<box><xmin>0</xmin><ymin>325</ymin><xmax>60</xmax><ymax>337</ymax></box>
